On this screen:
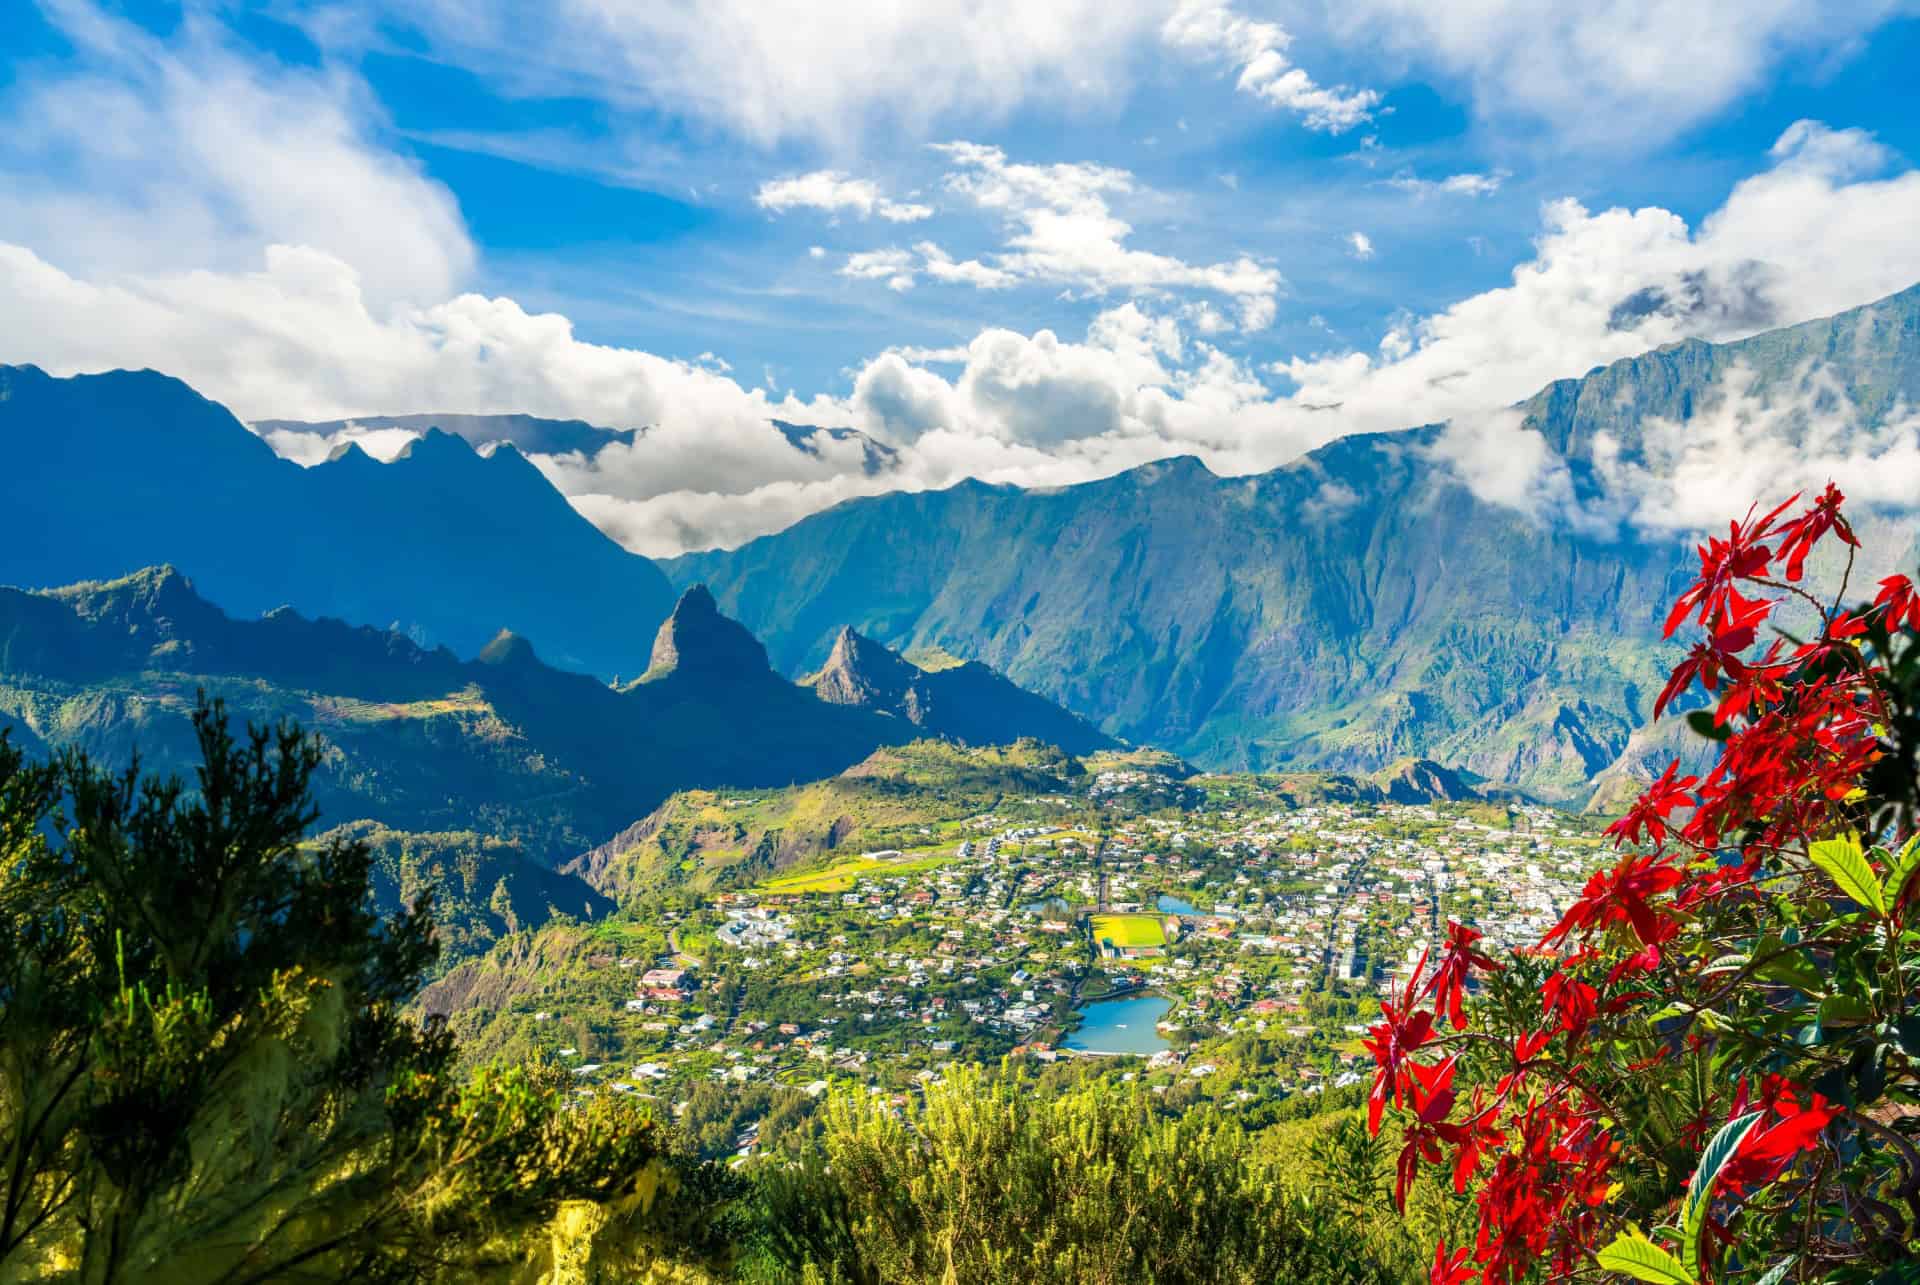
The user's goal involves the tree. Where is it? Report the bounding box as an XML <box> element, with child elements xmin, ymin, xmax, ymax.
<box><xmin>1367</xmin><ymin>488</ymin><xmax>1920</xmax><ymax>1283</ymax></box>
<box><xmin>0</xmin><ymin>697</ymin><xmax>738</xmax><ymax>1283</ymax></box>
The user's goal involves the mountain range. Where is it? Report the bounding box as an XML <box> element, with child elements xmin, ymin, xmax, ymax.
<box><xmin>255</xmin><ymin>413</ymin><xmax>898</xmax><ymax>475</ymax></box>
<box><xmin>667</xmin><ymin>284</ymin><xmax>1920</xmax><ymax>803</ymax></box>
<box><xmin>253</xmin><ymin>412</ymin><xmax>641</xmax><ymax>457</ymax></box>
<box><xmin>7</xmin><ymin>285</ymin><xmax>1919</xmax><ymax>807</ymax></box>
<box><xmin>0</xmin><ymin>365</ymin><xmax>675</xmax><ymax>676</ymax></box>
<box><xmin>0</xmin><ymin>567</ymin><xmax>1103</xmax><ymax>862</ymax></box>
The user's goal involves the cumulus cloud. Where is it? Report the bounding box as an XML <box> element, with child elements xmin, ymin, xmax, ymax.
<box><xmin>1424</xmin><ymin>409</ymin><xmax>1578</xmax><ymax>522</ymax></box>
<box><xmin>1421</xmin><ymin>359</ymin><xmax>1920</xmax><ymax>565</ymax></box>
<box><xmin>1161</xmin><ymin>0</ymin><xmax>1380</xmax><ymax>132</ymax></box>
<box><xmin>754</xmin><ymin>171</ymin><xmax>932</xmax><ymax>222</ymax></box>
<box><xmin>839</xmin><ymin>247</ymin><xmax>918</xmax><ymax>291</ymax></box>
<box><xmin>7</xmin><ymin>115</ymin><xmax>1920</xmax><ymax>557</ymax></box>
<box><xmin>917</xmin><ymin>241</ymin><xmax>1017</xmax><ymax>289</ymax></box>
<box><xmin>0</xmin><ymin>2</ymin><xmax>470</xmax><ymax>309</ymax></box>
<box><xmin>1275</xmin><ymin>122</ymin><xmax>1920</xmax><ymax>440</ymax></box>
<box><xmin>1590</xmin><ymin>363</ymin><xmax>1920</xmax><ymax>532</ymax></box>
<box><xmin>1347</xmin><ymin>231</ymin><xmax>1375</xmax><ymax>260</ymax></box>
<box><xmin>1325</xmin><ymin>0</ymin><xmax>1913</xmax><ymax>146</ymax></box>
<box><xmin>911</xmin><ymin>141</ymin><xmax>1284</xmax><ymax>329</ymax></box>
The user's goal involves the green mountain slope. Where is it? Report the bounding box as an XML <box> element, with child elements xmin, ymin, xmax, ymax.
<box><xmin>0</xmin><ymin>570</ymin><xmax>1117</xmax><ymax>864</ymax></box>
<box><xmin>807</xmin><ymin>625</ymin><xmax>1114</xmax><ymax>755</ymax></box>
<box><xmin>667</xmin><ymin>284</ymin><xmax>1920</xmax><ymax>802</ymax></box>
<box><xmin>0</xmin><ymin>364</ymin><xmax>676</xmax><ymax>676</ymax></box>
<box><xmin>563</xmin><ymin>738</ymin><xmax>1088</xmax><ymax>899</ymax></box>
<box><xmin>331</xmin><ymin>820</ymin><xmax>617</xmax><ymax>972</ymax></box>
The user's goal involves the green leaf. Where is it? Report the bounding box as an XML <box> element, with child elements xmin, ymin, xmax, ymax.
<box><xmin>1751</xmin><ymin>935</ymin><xmax>1826</xmax><ymax>996</ymax></box>
<box><xmin>1686</xmin><ymin>710</ymin><xmax>1731</xmax><ymax>742</ymax></box>
<box><xmin>1818</xmin><ymin>993</ymin><xmax>1873</xmax><ymax>1027</ymax></box>
<box><xmin>1680</xmin><ymin>1112</ymin><xmax>1762</xmax><ymax>1275</ymax></box>
<box><xmin>1896</xmin><ymin>1015</ymin><xmax>1920</xmax><ymax>1058</ymax></box>
<box><xmin>1595</xmin><ymin>1227</ymin><xmax>1697</xmax><ymax>1284</ymax></box>
<box><xmin>1807</xmin><ymin>836</ymin><xmax>1887</xmax><ymax>917</ymax></box>
<box><xmin>1883</xmin><ymin>834</ymin><xmax>1920</xmax><ymax>911</ymax></box>
<box><xmin>1752</xmin><ymin>1257</ymin><xmax>1796</xmax><ymax>1285</ymax></box>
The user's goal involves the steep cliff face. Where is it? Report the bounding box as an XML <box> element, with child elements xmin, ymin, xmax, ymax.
<box><xmin>667</xmin><ymin>286</ymin><xmax>1920</xmax><ymax>801</ymax></box>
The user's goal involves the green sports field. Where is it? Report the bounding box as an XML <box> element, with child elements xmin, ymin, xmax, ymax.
<box><xmin>1091</xmin><ymin>913</ymin><xmax>1166</xmax><ymax>949</ymax></box>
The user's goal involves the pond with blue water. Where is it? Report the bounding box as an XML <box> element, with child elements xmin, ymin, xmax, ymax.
<box><xmin>1064</xmin><ymin>994</ymin><xmax>1172</xmax><ymax>1056</ymax></box>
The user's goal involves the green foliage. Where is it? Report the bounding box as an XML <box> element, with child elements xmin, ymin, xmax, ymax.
<box><xmin>742</xmin><ymin>1066</ymin><xmax>1412</xmax><ymax>1284</ymax></box>
<box><xmin>337</xmin><ymin>820</ymin><xmax>615</xmax><ymax>974</ymax></box>
<box><xmin>0</xmin><ymin>698</ymin><xmax>738</xmax><ymax>1282</ymax></box>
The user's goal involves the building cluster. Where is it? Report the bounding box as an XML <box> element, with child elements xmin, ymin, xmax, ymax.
<box><xmin>515</xmin><ymin>776</ymin><xmax>1605</xmax><ymax>1140</ymax></box>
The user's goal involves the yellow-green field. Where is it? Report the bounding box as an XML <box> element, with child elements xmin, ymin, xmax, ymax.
<box><xmin>757</xmin><ymin>846</ymin><xmax>956</xmax><ymax>895</ymax></box>
<box><xmin>1091</xmin><ymin>913</ymin><xmax>1166</xmax><ymax>949</ymax></box>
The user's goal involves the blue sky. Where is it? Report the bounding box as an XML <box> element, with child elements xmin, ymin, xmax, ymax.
<box><xmin>3</xmin><ymin>1</ymin><xmax>1920</xmax><ymax>554</ymax></box>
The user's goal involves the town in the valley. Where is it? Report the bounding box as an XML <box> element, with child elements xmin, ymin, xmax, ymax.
<box><xmin>457</xmin><ymin>745</ymin><xmax>1611</xmax><ymax>1161</ymax></box>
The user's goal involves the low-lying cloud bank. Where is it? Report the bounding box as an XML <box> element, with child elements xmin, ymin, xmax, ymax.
<box><xmin>4</xmin><ymin>118</ymin><xmax>1920</xmax><ymax>556</ymax></box>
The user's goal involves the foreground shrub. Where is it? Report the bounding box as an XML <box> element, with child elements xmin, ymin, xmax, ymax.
<box><xmin>1369</xmin><ymin>488</ymin><xmax>1920</xmax><ymax>1283</ymax></box>
<box><xmin>0</xmin><ymin>699</ymin><xmax>739</xmax><ymax>1283</ymax></box>
<box><xmin>744</xmin><ymin>1064</ymin><xmax>1413</xmax><ymax>1284</ymax></box>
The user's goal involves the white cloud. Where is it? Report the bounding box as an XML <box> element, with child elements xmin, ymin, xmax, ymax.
<box><xmin>920</xmin><ymin>141</ymin><xmax>1284</xmax><ymax>329</ymax></box>
<box><xmin>343</xmin><ymin>0</ymin><xmax>1170</xmax><ymax>148</ymax></box>
<box><xmin>917</xmin><ymin>241</ymin><xmax>1017</xmax><ymax>289</ymax></box>
<box><xmin>839</xmin><ymin>247</ymin><xmax>918</xmax><ymax>291</ymax></box>
<box><xmin>0</xmin><ymin>3</ymin><xmax>470</xmax><ymax>308</ymax></box>
<box><xmin>1161</xmin><ymin>0</ymin><xmax>1379</xmax><ymax>133</ymax></box>
<box><xmin>754</xmin><ymin>170</ymin><xmax>932</xmax><ymax>222</ymax></box>
<box><xmin>1277</xmin><ymin>123</ymin><xmax>1920</xmax><ymax>439</ymax></box>
<box><xmin>1325</xmin><ymin>0</ymin><xmax>1914</xmax><ymax>146</ymax></box>
<box><xmin>1386</xmin><ymin>170</ymin><xmax>1507</xmax><ymax>197</ymax></box>
<box><xmin>1346</xmin><ymin>231</ymin><xmax>1375</xmax><ymax>260</ymax></box>
<box><xmin>1590</xmin><ymin>362</ymin><xmax>1920</xmax><ymax>532</ymax></box>
<box><xmin>1424</xmin><ymin>409</ymin><xmax>1576</xmax><ymax>521</ymax></box>
<box><xmin>259</xmin><ymin>422</ymin><xmax>421</xmax><ymax>466</ymax></box>
<box><xmin>7</xmin><ymin>119</ymin><xmax>1920</xmax><ymax>557</ymax></box>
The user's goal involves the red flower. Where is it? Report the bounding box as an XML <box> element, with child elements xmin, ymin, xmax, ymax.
<box><xmin>1426</xmin><ymin>920</ymin><xmax>1504</xmax><ymax>1030</ymax></box>
<box><xmin>1716</xmin><ymin>1086</ymin><xmax>1838</xmax><ymax>1196</ymax></box>
<box><xmin>1542</xmin><ymin>850</ymin><xmax>1684</xmax><ymax>950</ymax></box>
<box><xmin>1875</xmin><ymin>574</ymin><xmax>1920</xmax><ymax>632</ymax></box>
<box><xmin>1653</xmin><ymin>593</ymin><xmax>1774</xmax><ymax>721</ymax></box>
<box><xmin>1664</xmin><ymin>496</ymin><xmax>1795</xmax><ymax>638</ymax></box>
<box><xmin>1604</xmin><ymin>761</ymin><xmax>1698</xmax><ymax>849</ymax></box>
<box><xmin>1775</xmin><ymin>483</ymin><xmax>1857</xmax><ymax>583</ymax></box>
<box><xmin>1540</xmin><ymin>969</ymin><xmax>1597</xmax><ymax>1036</ymax></box>
<box><xmin>1363</xmin><ymin>954</ymin><xmax>1438</xmax><ymax>1134</ymax></box>
<box><xmin>1394</xmin><ymin>1058</ymin><xmax>1459</xmax><ymax>1211</ymax></box>
<box><xmin>1430</xmin><ymin>1242</ymin><xmax>1476</xmax><ymax>1285</ymax></box>
<box><xmin>1444</xmin><ymin>1092</ymin><xmax>1506</xmax><ymax>1195</ymax></box>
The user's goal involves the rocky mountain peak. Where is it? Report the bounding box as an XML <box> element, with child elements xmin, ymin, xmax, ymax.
<box><xmin>811</xmin><ymin>626</ymin><xmax>919</xmax><ymax>709</ymax></box>
<box><xmin>1373</xmin><ymin>758</ymin><xmax>1480</xmax><ymax>804</ymax></box>
<box><xmin>476</xmin><ymin>628</ymin><xmax>540</xmax><ymax>669</ymax></box>
<box><xmin>639</xmin><ymin>585</ymin><xmax>769</xmax><ymax>682</ymax></box>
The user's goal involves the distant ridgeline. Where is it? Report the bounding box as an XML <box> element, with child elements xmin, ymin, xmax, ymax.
<box><xmin>668</xmin><ymin>284</ymin><xmax>1920</xmax><ymax>805</ymax></box>
<box><xmin>0</xmin><ymin>365</ymin><xmax>677</xmax><ymax>677</ymax></box>
<box><xmin>0</xmin><ymin>568</ymin><xmax>1106</xmax><ymax>869</ymax></box>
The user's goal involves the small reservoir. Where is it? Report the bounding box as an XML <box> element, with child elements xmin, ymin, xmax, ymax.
<box><xmin>1064</xmin><ymin>994</ymin><xmax>1172</xmax><ymax>1056</ymax></box>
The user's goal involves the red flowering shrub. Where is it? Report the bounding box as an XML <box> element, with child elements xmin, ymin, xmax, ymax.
<box><xmin>1372</xmin><ymin>488</ymin><xmax>1920</xmax><ymax>1284</ymax></box>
